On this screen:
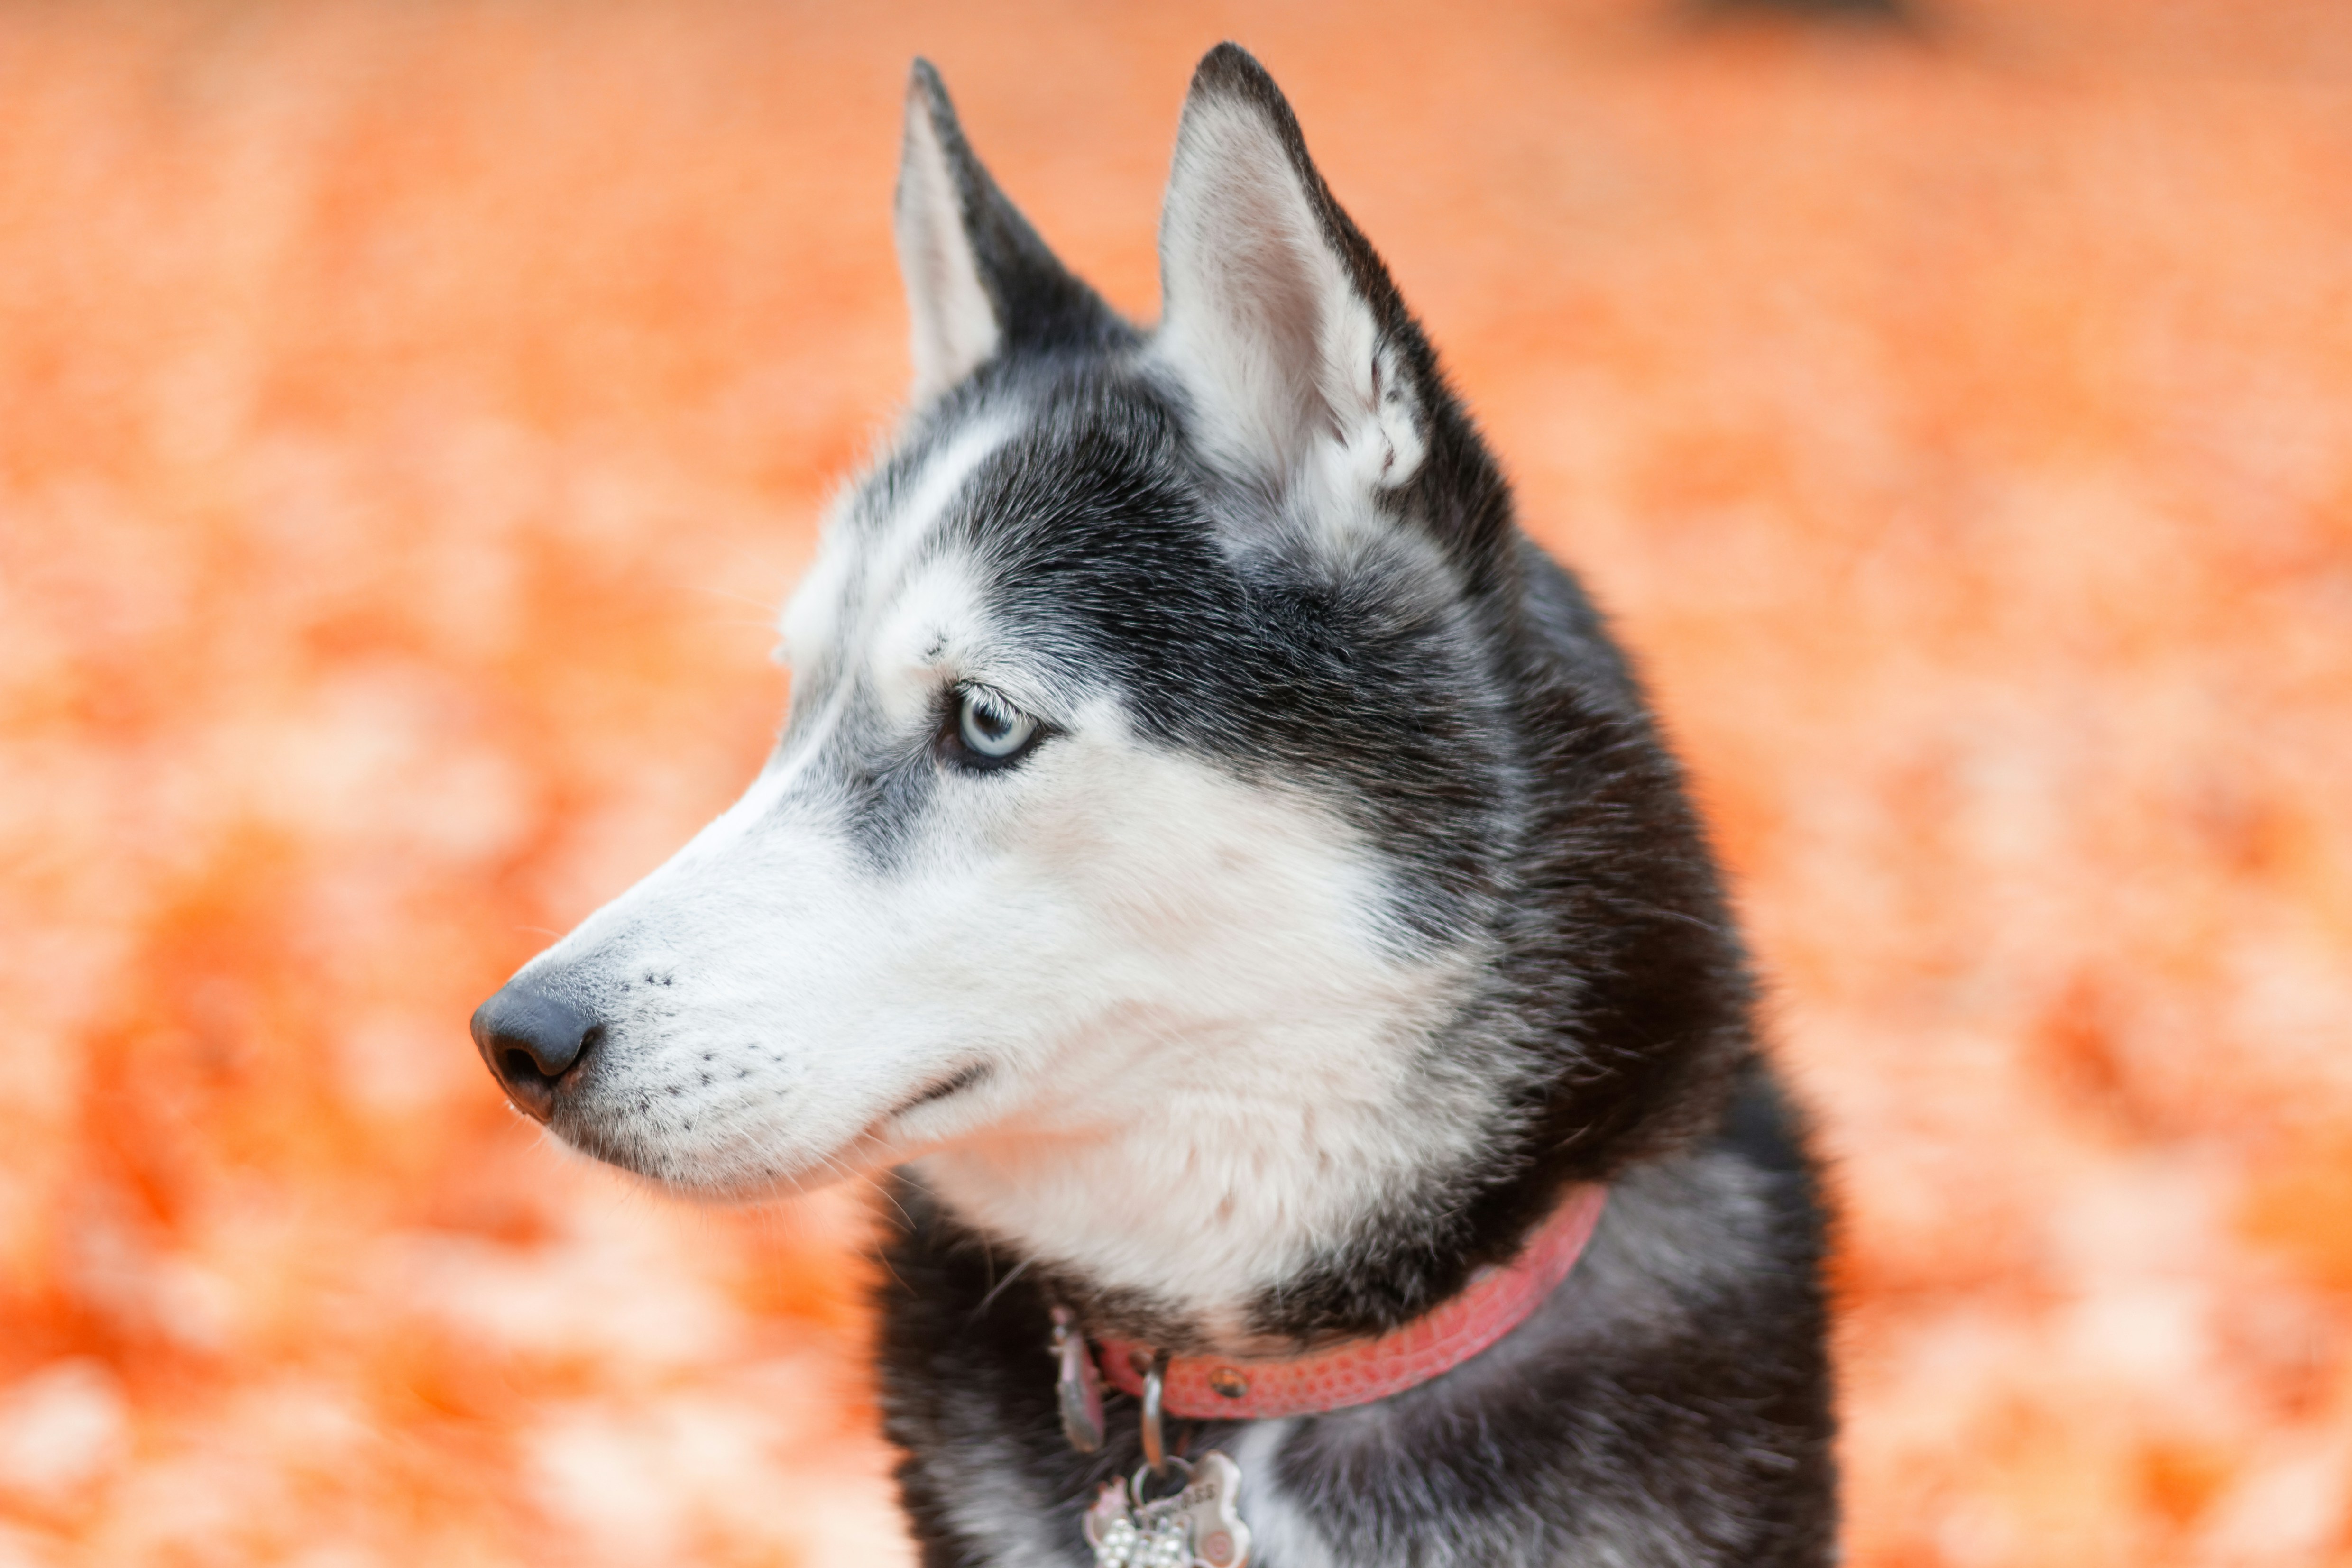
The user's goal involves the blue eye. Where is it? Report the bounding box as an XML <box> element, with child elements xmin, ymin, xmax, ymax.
<box><xmin>954</xmin><ymin>688</ymin><xmax>1040</xmax><ymax>764</ymax></box>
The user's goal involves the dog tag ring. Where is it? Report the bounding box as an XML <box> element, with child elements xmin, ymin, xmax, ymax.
<box><xmin>1083</xmin><ymin>1452</ymin><xmax>1251</xmax><ymax>1568</ymax></box>
<box><xmin>1051</xmin><ymin>1307</ymin><xmax>1106</xmax><ymax>1453</ymax></box>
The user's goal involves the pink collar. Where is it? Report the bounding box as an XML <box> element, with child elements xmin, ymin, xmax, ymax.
<box><xmin>1094</xmin><ymin>1183</ymin><xmax>1608</xmax><ymax>1421</ymax></box>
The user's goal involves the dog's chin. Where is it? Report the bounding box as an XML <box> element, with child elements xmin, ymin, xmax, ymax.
<box><xmin>535</xmin><ymin>1061</ymin><xmax>994</xmax><ymax>1202</ymax></box>
<box><xmin>547</xmin><ymin>1106</ymin><xmax>890</xmax><ymax>1204</ymax></box>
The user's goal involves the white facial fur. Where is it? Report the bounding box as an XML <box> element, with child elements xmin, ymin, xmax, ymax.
<box><xmin>507</xmin><ymin>413</ymin><xmax>1498</xmax><ymax>1330</ymax></box>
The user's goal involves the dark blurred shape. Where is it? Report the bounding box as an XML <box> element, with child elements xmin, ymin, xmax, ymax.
<box><xmin>1701</xmin><ymin>0</ymin><xmax>1909</xmax><ymax>20</ymax></box>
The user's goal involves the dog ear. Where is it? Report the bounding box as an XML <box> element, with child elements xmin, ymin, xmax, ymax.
<box><xmin>1154</xmin><ymin>44</ymin><xmax>1431</xmax><ymax>500</ymax></box>
<box><xmin>896</xmin><ymin>60</ymin><xmax>1124</xmax><ymax>403</ymax></box>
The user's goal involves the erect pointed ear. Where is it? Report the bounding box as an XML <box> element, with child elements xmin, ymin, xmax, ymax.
<box><xmin>895</xmin><ymin>60</ymin><xmax>1127</xmax><ymax>403</ymax></box>
<box><xmin>1153</xmin><ymin>45</ymin><xmax>1431</xmax><ymax>498</ymax></box>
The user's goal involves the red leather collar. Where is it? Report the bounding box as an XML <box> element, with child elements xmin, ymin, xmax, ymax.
<box><xmin>1095</xmin><ymin>1184</ymin><xmax>1608</xmax><ymax>1421</ymax></box>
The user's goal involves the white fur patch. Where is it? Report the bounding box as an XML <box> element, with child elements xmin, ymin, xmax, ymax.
<box><xmin>780</xmin><ymin>416</ymin><xmax>1010</xmax><ymax>677</ymax></box>
<box><xmin>905</xmin><ymin>741</ymin><xmax>1492</xmax><ymax>1326</ymax></box>
<box><xmin>860</xmin><ymin>416</ymin><xmax>1011</xmax><ymax>619</ymax></box>
<box><xmin>1227</xmin><ymin>1420</ymin><xmax>1336</xmax><ymax>1568</ymax></box>
<box><xmin>774</xmin><ymin>493</ymin><xmax>857</xmax><ymax>669</ymax></box>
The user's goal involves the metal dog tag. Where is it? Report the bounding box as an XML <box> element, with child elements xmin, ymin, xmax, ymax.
<box><xmin>1083</xmin><ymin>1452</ymin><xmax>1250</xmax><ymax>1568</ymax></box>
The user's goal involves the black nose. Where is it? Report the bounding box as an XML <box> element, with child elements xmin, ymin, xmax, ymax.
<box><xmin>471</xmin><ymin>983</ymin><xmax>600</xmax><ymax>1123</ymax></box>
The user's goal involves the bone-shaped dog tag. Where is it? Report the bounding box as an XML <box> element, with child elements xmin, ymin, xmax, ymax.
<box><xmin>1084</xmin><ymin>1452</ymin><xmax>1250</xmax><ymax>1568</ymax></box>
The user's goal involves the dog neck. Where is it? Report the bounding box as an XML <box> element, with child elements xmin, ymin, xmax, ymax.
<box><xmin>903</xmin><ymin>921</ymin><xmax>1528</xmax><ymax>1350</ymax></box>
<box><xmin>1086</xmin><ymin>1182</ymin><xmax>1608</xmax><ymax>1420</ymax></box>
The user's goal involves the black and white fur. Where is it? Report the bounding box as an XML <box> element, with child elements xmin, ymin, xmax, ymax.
<box><xmin>472</xmin><ymin>45</ymin><xmax>1835</xmax><ymax>1567</ymax></box>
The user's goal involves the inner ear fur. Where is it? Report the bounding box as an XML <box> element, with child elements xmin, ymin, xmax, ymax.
<box><xmin>1154</xmin><ymin>44</ymin><xmax>1432</xmax><ymax>497</ymax></box>
<box><xmin>893</xmin><ymin>59</ymin><xmax>1129</xmax><ymax>404</ymax></box>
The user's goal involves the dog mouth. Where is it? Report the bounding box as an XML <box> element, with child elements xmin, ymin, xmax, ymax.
<box><xmin>545</xmin><ymin>1057</ymin><xmax>1001</xmax><ymax>1200</ymax></box>
<box><xmin>805</xmin><ymin>1062</ymin><xmax>998</xmax><ymax>1183</ymax></box>
<box><xmin>887</xmin><ymin>1061</ymin><xmax>992</xmax><ymax>1120</ymax></box>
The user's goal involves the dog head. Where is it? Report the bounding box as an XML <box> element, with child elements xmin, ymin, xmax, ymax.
<box><xmin>473</xmin><ymin>46</ymin><xmax>1736</xmax><ymax>1344</ymax></box>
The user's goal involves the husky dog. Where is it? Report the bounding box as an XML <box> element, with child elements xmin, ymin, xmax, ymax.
<box><xmin>473</xmin><ymin>44</ymin><xmax>1834</xmax><ymax>1567</ymax></box>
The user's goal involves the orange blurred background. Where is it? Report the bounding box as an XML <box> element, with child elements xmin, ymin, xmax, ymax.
<box><xmin>3</xmin><ymin>1</ymin><xmax>2349</xmax><ymax>1563</ymax></box>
